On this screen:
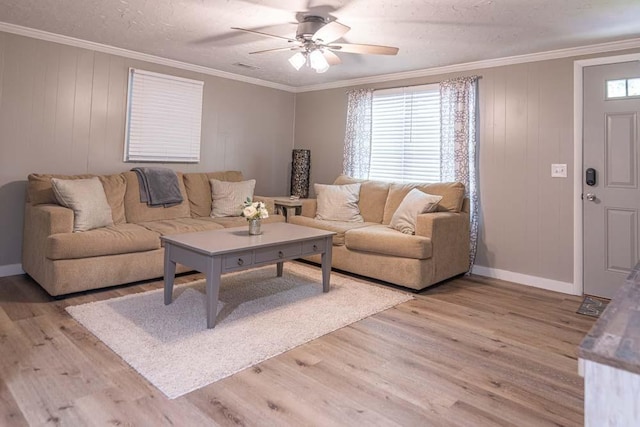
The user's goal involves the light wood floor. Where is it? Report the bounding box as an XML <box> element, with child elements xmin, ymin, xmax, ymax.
<box><xmin>0</xmin><ymin>267</ymin><xmax>595</xmax><ymax>426</ymax></box>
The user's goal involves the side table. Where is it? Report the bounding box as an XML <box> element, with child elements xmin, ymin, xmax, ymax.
<box><xmin>274</xmin><ymin>197</ymin><xmax>303</xmax><ymax>222</ymax></box>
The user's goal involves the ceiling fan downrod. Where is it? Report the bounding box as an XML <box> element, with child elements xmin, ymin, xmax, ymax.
<box><xmin>296</xmin><ymin>16</ymin><xmax>327</xmax><ymax>41</ymax></box>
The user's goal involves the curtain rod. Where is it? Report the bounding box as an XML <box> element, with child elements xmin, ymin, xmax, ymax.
<box><xmin>371</xmin><ymin>75</ymin><xmax>483</xmax><ymax>92</ymax></box>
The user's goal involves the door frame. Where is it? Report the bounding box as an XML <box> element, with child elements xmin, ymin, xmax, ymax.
<box><xmin>573</xmin><ymin>52</ymin><xmax>640</xmax><ymax>295</ymax></box>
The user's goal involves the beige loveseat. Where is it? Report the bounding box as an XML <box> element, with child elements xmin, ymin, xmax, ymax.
<box><xmin>289</xmin><ymin>175</ymin><xmax>470</xmax><ymax>291</ymax></box>
<box><xmin>22</xmin><ymin>171</ymin><xmax>284</xmax><ymax>296</ymax></box>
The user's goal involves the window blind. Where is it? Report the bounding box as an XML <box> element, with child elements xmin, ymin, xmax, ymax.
<box><xmin>124</xmin><ymin>68</ymin><xmax>204</xmax><ymax>162</ymax></box>
<box><xmin>369</xmin><ymin>84</ymin><xmax>441</xmax><ymax>183</ymax></box>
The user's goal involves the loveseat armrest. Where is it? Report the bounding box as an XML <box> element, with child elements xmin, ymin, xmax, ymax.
<box><xmin>298</xmin><ymin>198</ymin><xmax>317</xmax><ymax>218</ymax></box>
<box><xmin>416</xmin><ymin>211</ymin><xmax>470</xmax><ymax>281</ymax></box>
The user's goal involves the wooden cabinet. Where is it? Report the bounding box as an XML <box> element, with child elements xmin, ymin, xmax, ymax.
<box><xmin>578</xmin><ymin>262</ymin><xmax>640</xmax><ymax>426</ymax></box>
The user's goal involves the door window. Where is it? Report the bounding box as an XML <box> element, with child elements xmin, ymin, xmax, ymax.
<box><xmin>605</xmin><ymin>77</ymin><xmax>640</xmax><ymax>99</ymax></box>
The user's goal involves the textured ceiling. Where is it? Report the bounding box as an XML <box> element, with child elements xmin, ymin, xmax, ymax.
<box><xmin>1</xmin><ymin>0</ymin><xmax>639</xmax><ymax>88</ymax></box>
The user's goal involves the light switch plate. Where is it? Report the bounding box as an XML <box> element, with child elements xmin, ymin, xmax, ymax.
<box><xmin>551</xmin><ymin>163</ymin><xmax>567</xmax><ymax>178</ymax></box>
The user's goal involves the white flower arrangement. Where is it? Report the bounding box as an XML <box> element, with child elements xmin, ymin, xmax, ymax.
<box><xmin>242</xmin><ymin>198</ymin><xmax>269</xmax><ymax>221</ymax></box>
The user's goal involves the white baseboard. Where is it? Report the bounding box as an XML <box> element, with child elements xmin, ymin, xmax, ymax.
<box><xmin>0</xmin><ymin>264</ymin><xmax>25</xmax><ymax>278</ymax></box>
<box><xmin>0</xmin><ymin>262</ymin><xmax>581</xmax><ymax>294</ymax></box>
<box><xmin>471</xmin><ymin>265</ymin><xmax>581</xmax><ymax>296</ymax></box>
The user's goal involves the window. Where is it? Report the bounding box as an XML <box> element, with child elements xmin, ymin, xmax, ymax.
<box><xmin>606</xmin><ymin>77</ymin><xmax>640</xmax><ymax>99</ymax></box>
<box><xmin>124</xmin><ymin>68</ymin><xmax>204</xmax><ymax>162</ymax></box>
<box><xmin>369</xmin><ymin>84</ymin><xmax>441</xmax><ymax>183</ymax></box>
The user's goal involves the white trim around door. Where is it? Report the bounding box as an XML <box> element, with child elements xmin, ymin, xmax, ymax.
<box><xmin>573</xmin><ymin>52</ymin><xmax>640</xmax><ymax>296</ymax></box>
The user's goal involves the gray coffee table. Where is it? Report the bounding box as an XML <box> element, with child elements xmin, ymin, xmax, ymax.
<box><xmin>161</xmin><ymin>222</ymin><xmax>335</xmax><ymax>328</ymax></box>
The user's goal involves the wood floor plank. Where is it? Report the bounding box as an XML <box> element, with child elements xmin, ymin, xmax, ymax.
<box><xmin>236</xmin><ymin>357</ymin><xmax>396</xmax><ymax>425</ymax></box>
<box><xmin>0</xmin><ymin>377</ymin><xmax>28</xmax><ymax>427</ymax></box>
<box><xmin>190</xmin><ymin>367</ymin><xmax>348</xmax><ymax>426</ymax></box>
<box><xmin>453</xmin><ymin>364</ymin><xmax>583</xmax><ymax>424</ymax></box>
<box><xmin>6</xmin><ymin>317</ymin><xmax>112</xmax><ymax>425</ymax></box>
<box><xmin>275</xmin><ymin>351</ymin><xmax>451</xmax><ymax>426</ymax></box>
<box><xmin>0</xmin><ymin>270</ymin><xmax>596</xmax><ymax>425</ymax></box>
<box><xmin>278</xmin><ymin>346</ymin><xmax>457</xmax><ymax>426</ymax></box>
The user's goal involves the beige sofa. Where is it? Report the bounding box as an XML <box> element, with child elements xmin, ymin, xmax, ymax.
<box><xmin>22</xmin><ymin>171</ymin><xmax>284</xmax><ymax>296</ymax></box>
<box><xmin>289</xmin><ymin>175</ymin><xmax>470</xmax><ymax>291</ymax></box>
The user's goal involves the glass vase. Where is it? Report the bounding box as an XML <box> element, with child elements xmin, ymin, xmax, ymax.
<box><xmin>248</xmin><ymin>219</ymin><xmax>262</xmax><ymax>235</ymax></box>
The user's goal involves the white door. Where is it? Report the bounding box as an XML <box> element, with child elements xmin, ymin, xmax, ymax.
<box><xmin>583</xmin><ymin>62</ymin><xmax>640</xmax><ymax>298</ymax></box>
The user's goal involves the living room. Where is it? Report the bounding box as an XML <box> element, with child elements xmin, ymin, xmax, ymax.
<box><xmin>1</xmin><ymin>1</ymin><xmax>639</xmax><ymax>425</ymax></box>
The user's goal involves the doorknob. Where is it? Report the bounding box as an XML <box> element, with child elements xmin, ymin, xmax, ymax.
<box><xmin>586</xmin><ymin>193</ymin><xmax>596</xmax><ymax>201</ymax></box>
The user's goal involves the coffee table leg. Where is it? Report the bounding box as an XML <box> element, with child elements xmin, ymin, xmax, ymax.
<box><xmin>206</xmin><ymin>256</ymin><xmax>223</xmax><ymax>329</ymax></box>
<box><xmin>321</xmin><ymin>237</ymin><xmax>332</xmax><ymax>292</ymax></box>
<box><xmin>164</xmin><ymin>244</ymin><xmax>176</xmax><ymax>305</ymax></box>
<box><xmin>276</xmin><ymin>261</ymin><xmax>284</xmax><ymax>277</ymax></box>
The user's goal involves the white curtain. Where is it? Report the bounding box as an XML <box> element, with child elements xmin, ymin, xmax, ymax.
<box><xmin>440</xmin><ymin>76</ymin><xmax>480</xmax><ymax>271</ymax></box>
<box><xmin>342</xmin><ymin>88</ymin><xmax>373</xmax><ymax>178</ymax></box>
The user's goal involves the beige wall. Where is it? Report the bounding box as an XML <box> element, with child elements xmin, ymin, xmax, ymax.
<box><xmin>293</xmin><ymin>54</ymin><xmax>625</xmax><ymax>284</ymax></box>
<box><xmin>2</xmin><ymin>27</ymin><xmax>637</xmax><ymax>284</ymax></box>
<box><xmin>0</xmin><ymin>32</ymin><xmax>295</xmax><ymax>268</ymax></box>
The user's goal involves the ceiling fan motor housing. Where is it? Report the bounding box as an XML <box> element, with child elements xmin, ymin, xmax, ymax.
<box><xmin>296</xmin><ymin>16</ymin><xmax>326</xmax><ymax>41</ymax></box>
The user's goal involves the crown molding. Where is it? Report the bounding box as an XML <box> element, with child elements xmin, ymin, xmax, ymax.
<box><xmin>294</xmin><ymin>37</ymin><xmax>640</xmax><ymax>93</ymax></box>
<box><xmin>3</xmin><ymin>21</ymin><xmax>640</xmax><ymax>95</ymax></box>
<box><xmin>0</xmin><ymin>22</ymin><xmax>297</xmax><ymax>93</ymax></box>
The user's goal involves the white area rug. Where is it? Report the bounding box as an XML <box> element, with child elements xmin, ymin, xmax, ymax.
<box><xmin>66</xmin><ymin>263</ymin><xmax>413</xmax><ymax>399</ymax></box>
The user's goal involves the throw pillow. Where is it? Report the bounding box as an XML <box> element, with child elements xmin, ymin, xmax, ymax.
<box><xmin>314</xmin><ymin>183</ymin><xmax>364</xmax><ymax>222</ymax></box>
<box><xmin>210</xmin><ymin>179</ymin><xmax>256</xmax><ymax>217</ymax></box>
<box><xmin>51</xmin><ymin>177</ymin><xmax>114</xmax><ymax>232</ymax></box>
<box><xmin>389</xmin><ymin>188</ymin><xmax>443</xmax><ymax>234</ymax></box>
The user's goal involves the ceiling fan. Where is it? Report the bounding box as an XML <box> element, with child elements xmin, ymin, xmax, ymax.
<box><xmin>231</xmin><ymin>15</ymin><xmax>399</xmax><ymax>73</ymax></box>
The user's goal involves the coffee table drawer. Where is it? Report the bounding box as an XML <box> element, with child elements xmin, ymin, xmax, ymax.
<box><xmin>255</xmin><ymin>243</ymin><xmax>302</xmax><ymax>263</ymax></box>
<box><xmin>223</xmin><ymin>252</ymin><xmax>254</xmax><ymax>272</ymax></box>
<box><xmin>302</xmin><ymin>238</ymin><xmax>326</xmax><ymax>254</ymax></box>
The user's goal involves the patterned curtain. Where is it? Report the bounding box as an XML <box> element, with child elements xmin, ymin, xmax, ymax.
<box><xmin>440</xmin><ymin>76</ymin><xmax>480</xmax><ymax>271</ymax></box>
<box><xmin>342</xmin><ymin>88</ymin><xmax>373</xmax><ymax>178</ymax></box>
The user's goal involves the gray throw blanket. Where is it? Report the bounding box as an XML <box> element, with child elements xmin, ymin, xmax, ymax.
<box><xmin>131</xmin><ymin>167</ymin><xmax>183</xmax><ymax>207</ymax></box>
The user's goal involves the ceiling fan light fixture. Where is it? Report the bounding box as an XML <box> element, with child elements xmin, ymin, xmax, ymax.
<box><xmin>288</xmin><ymin>52</ymin><xmax>306</xmax><ymax>70</ymax></box>
<box><xmin>235</xmin><ymin>15</ymin><xmax>398</xmax><ymax>75</ymax></box>
<box><xmin>309</xmin><ymin>49</ymin><xmax>329</xmax><ymax>73</ymax></box>
<box><xmin>314</xmin><ymin>62</ymin><xmax>330</xmax><ymax>73</ymax></box>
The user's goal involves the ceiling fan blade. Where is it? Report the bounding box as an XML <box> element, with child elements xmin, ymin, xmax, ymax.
<box><xmin>249</xmin><ymin>46</ymin><xmax>300</xmax><ymax>54</ymax></box>
<box><xmin>231</xmin><ymin>27</ymin><xmax>295</xmax><ymax>42</ymax></box>
<box><xmin>323</xmin><ymin>50</ymin><xmax>341</xmax><ymax>65</ymax></box>
<box><xmin>329</xmin><ymin>43</ymin><xmax>399</xmax><ymax>55</ymax></box>
<box><xmin>312</xmin><ymin>21</ymin><xmax>350</xmax><ymax>43</ymax></box>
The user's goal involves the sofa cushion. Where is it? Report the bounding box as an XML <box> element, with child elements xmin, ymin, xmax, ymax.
<box><xmin>27</xmin><ymin>173</ymin><xmax>127</xmax><ymax>224</ymax></box>
<box><xmin>183</xmin><ymin>171</ymin><xmax>244</xmax><ymax>218</ymax></box>
<box><xmin>51</xmin><ymin>177</ymin><xmax>114</xmax><ymax>232</ymax></box>
<box><xmin>389</xmin><ymin>189</ymin><xmax>442</xmax><ymax>235</ymax></box>
<box><xmin>98</xmin><ymin>174</ymin><xmax>127</xmax><ymax>224</ymax></box>
<box><xmin>137</xmin><ymin>218</ymin><xmax>225</xmax><ymax>237</ymax></box>
<box><xmin>314</xmin><ymin>183</ymin><xmax>363</xmax><ymax>222</ymax></box>
<box><xmin>47</xmin><ymin>223</ymin><xmax>160</xmax><ymax>260</ymax></box>
<box><xmin>383</xmin><ymin>182</ymin><xmax>465</xmax><ymax>224</ymax></box>
<box><xmin>333</xmin><ymin>175</ymin><xmax>390</xmax><ymax>223</ymax></box>
<box><xmin>28</xmin><ymin>173</ymin><xmax>94</xmax><ymax>205</ymax></box>
<box><xmin>289</xmin><ymin>215</ymin><xmax>375</xmax><ymax>245</ymax></box>
<box><xmin>345</xmin><ymin>225</ymin><xmax>433</xmax><ymax>260</ymax></box>
<box><xmin>210</xmin><ymin>179</ymin><xmax>255</xmax><ymax>217</ymax></box>
<box><xmin>123</xmin><ymin>171</ymin><xmax>191</xmax><ymax>223</ymax></box>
